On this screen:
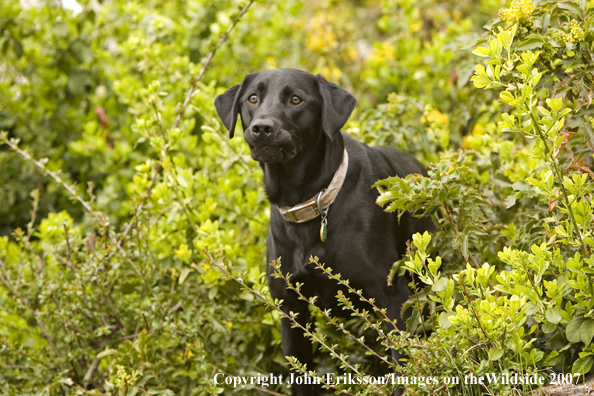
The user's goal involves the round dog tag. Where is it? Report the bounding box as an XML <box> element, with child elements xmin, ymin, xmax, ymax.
<box><xmin>320</xmin><ymin>222</ymin><xmax>327</xmax><ymax>242</ymax></box>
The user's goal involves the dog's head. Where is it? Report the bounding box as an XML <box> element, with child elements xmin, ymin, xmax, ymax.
<box><xmin>214</xmin><ymin>69</ymin><xmax>356</xmax><ymax>163</ymax></box>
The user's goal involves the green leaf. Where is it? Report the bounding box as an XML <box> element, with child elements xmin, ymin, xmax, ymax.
<box><xmin>557</xmin><ymin>1</ymin><xmax>584</xmax><ymax>18</ymax></box>
<box><xmin>580</xmin><ymin>319</ymin><xmax>594</xmax><ymax>345</ymax></box>
<box><xmin>500</xmin><ymin>91</ymin><xmax>515</xmax><ymax>105</ymax></box>
<box><xmin>472</xmin><ymin>76</ymin><xmax>491</xmax><ymax>89</ymax></box>
<box><xmin>461</xmin><ymin>234</ymin><xmax>469</xmax><ymax>260</ymax></box>
<box><xmin>438</xmin><ymin>312</ymin><xmax>452</xmax><ymax>329</ymax></box>
<box><xmin>12</xmin><ymin>40</ymin><xmax>23</xmax><ymax>59</ymax></box>
<box><xmin>53</xmin><ymin>22</ymin><xmax>69</xmax><ymax>38</ymax></box>
<box><xmin>489</xmin><ymin>346</ymin><xmax>504</xmax><ymax>361</ymax></box>
<box><xmin>584</xmin><ymin>122</ymin><xmax>594</xmax><ymax>152</ymax></box>
<box><xmin>572</xmin><ymin>356</ymin><xmax>593</xmax><ymax>375</ymax></box>
<box><xmin>542</xmin><ymin>323</ymin><xmax>557</xmax><ymax>334</ymax></box>
<box><xmin>546</xmin><ymin>307</ymin><xmax>562</xmax><ymax>324</ymax></box>
<box><xmin>544</xmin><ymin>350</ymin><xmax>561</xmax><ymax>366</ymax></box>
<box><xmin>179</xmin><ymin>268</ymin><xmax>191</xmax><ymax>285</ymax></box>
<box><xmin>431</xmin><ymin>277</ymin><xmax>448</xmax><ymax>292</ymax></box>
<box><xmin>176</xmin><ymin>174</ymin><xmax>188</xmax><ymax>188</ymax></box>
<box><xmin>542</xmin><ymin>12</ymin><xmax>551</xmax><ymax>32</ymax></box>
<box><xmin>67</xmin><ymin>72</ymin><xmax>87</xmax><ymax>96</ymax></box>
<box><xmin>546</xmin><ymin>98</ymin><xmax>563</xmax><ymax>114</ymax></box>
<box><xmin>461</xmin><ymin>37</ymin><xmax>486</xmax><ymax>50</ymax></box>
<box><xmin>472</xmin><ymin>47</ymin><xmax>490</xmax><ymax>58</ymax></box>
<box><xmin>505</xmin><ymin>194</ymin><xmax>517</xmax><ymax>209</ymax></box>
<box><xmin>71</xmin><ymin>42</ymin><xmax>94</xmax><ymax>64</ymax></box>
<box><xmin>567</xmin><ymin>316</ymin><xmax>588</xmax><ymax>343</ymax></box>
<box><xmin>516</xmin><ymin>36</ymin><xmax>546</xmax><ymax>51</ymax></box>
<box><xmin>96</xmin><ymin>349</ymin><xmax>118</xmax><ymax>359</ymax></box>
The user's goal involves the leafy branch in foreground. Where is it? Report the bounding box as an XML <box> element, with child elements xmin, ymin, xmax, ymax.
<box><xmin>372</xmin><ymin>9</ymin><xmax>594</xmax><ymax>393</ymax></box>
<box><xmin>202</xmin><ymin>249</ymin><xmax>398</xmax><ymax>396</ymax></box>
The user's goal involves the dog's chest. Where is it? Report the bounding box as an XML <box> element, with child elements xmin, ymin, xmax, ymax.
<box><xmin>270</xmin><ymin>215</ymin><xmax>371</xmax><ymax>282</ymax></box>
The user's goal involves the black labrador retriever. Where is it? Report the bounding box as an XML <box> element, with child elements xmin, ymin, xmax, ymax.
<box><xmin>215</xmin><ymin>68</ymin><xmax>433</xmax><ymax>396</ymax></box>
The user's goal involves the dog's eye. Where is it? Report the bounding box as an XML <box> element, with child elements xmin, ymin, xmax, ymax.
<box><xmin>291</xmin><ymin>95</ymin><xmax>302</xmax><ymax>105</ymax></box>
<box><xmin>248</xmin><ymin>94</ymin><xmax>258</xmax><ymax>104</ymax></box>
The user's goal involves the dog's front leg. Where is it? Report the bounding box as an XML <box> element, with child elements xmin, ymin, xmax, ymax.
<box><xmin>279</xmin><ymin>296</ymin><xmax>317</xmax><ymax>396</ymax></box>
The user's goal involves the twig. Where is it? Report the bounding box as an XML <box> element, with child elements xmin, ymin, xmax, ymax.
<box><xmin>115</xmin><ymin>161</ymin><xmax>161</xmax><ymax>249</ymax></box>
<box><xmin>173</xmin><ymin>0</ymin><xmax>256</xmax><ymax>129</ymax></box>
<box><xmin>116</xmin><ymin>0</ymin><xmax>255</xmax><ymax>250</ymax></box>
<box><xmin>0</xmin><ymin>337</ymin><xmax>51</xmax><ymax>368</ymax></box>
<box><xmin>62</xmin><ymin>224</ymin><xmax>76</xmax><ymax>274</ymax></box>
<box><xmin>0</xmin><ymin>257</ymin><xmax>61</xmax><ymax>358</ymax></box>
<box><xmin>33</xmin><ymin>171</ymin><xmax>56</xmax><ymax>213</ymax></box>
<box><xmin>109</xmin><ymin>333</ymin><xmax>143</xmax><ymax>344</ymax></box>
<box><xmin>0</xmin><ymin>135</ymin><xmax>93</xmax><ymax>212</ymax></box>
<box><xmin>203</xmin><ymin>249</ymin><xmax>388</xmax><ymax>396</ymax></box>
<box><xmin>459</xmin><ymin>280</ymin><xmax>490</xmax><ymax>342</ymax></box>
<box><xmin>313</xmin><ymin>258</ymin><xmax>400</xmax><ymax>331</ymax></box>
<box><xmin>55</xmin><ymin>253</ymin><xmax>77</xmax><ymax>274</ymax></box>
<box><xmin>410</xmin><ymin>277</ymin><xmax>427</xmax><ymax>338</ymax></box>
<box><xmin>2</xmin><ymin>365</ymin><xmax>28</xmax><ymax>370</ymax></box>
<box><xmin>36</xmin><ymin>319</ymin><xmax>60</xmax><ymax>357</ymax></box>
<box><xmin>442</xmin><ymin>202</ymin><xmax>493</xmax><ymax>289</ymax></box>
<box><xmin>0</xmin><ymin>257</ymin><xmax>13</xmax><ymax>294</ymax></box>
<box><xmin>510</xmin><ymin>77</ymin><xmax>588</xmax><ymax>258</ymax></box>
<box><xmin>269</xmin><ymin>261</ymin><xmax>394</xmax><ymax>367</ymax></box>
<box><xmin>25</xmin><ymin>190</ymin><xmax>39</xmax><ymax>244</ymax></box>
<box><xmin>83</xmin><ymin>357</ymin><xmax>100</xmax><ymax>388</ymax></box>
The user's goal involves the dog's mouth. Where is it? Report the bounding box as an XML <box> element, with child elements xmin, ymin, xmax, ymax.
<box><xmin>244</xmin><ymin>125</ymin><xmax>298</xmax><ymax>163</ymax></box>
<box><xmin>249</xmin><ymin>144</ymin><xmax>294</xmax><ymax>163</ymax></box>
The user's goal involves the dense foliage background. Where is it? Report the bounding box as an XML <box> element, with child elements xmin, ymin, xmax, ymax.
<box><xmin>1</xmin><ymin>0</ymin><xmax>594</xmax><ymax>395</ymax></box>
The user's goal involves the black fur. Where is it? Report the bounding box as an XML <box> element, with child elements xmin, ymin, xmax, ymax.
<box><xmin>215</xmin><ymin>69</ymin><xmax>433</xmax><ymax>396</ymax></box>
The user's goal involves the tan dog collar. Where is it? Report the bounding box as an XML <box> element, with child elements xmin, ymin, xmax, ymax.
<box><xmin>277</xmin><ymin>148</ymin><xmax>349</xmax><ymax>224</ymax></box>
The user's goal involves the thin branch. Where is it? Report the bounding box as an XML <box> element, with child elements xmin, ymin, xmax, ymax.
<box><xmin>55</xmin><ymin>253</ymin><xmax>77</xmax><ymax>274</ymax></box>
<box><xmin>25</xmin><ymin>190</ymin><xmax>39</xmax><ymax>244</ymax></box>
<box><xmin>313</xmin><ymin>258</ymin><xmax>400</xmax><ymax>331</ymax></box>
<box><xmin>269</xmin><ymin>261</ymin><xmax>394</xmax><ymax>367</ymax></box>
<box><xmin>0</xmin><ymin>135</ymin><xmax>93</xmax><ymax>212</ymax></box>
<box><xmin>36</xmin><ymin>318</ymin><xmax>60</xmax><ymax>357</ymax></box>
<box><xmin>108</xmin><ymin>333</ymin><xmax>143</xmax><ymax>344</ymax></box>
<box><xmin>509</xmin><ymin>77</ymin><xmax>588</xmax><ymax>258</ymax></box>
<box><xmin>203</xmin><ymin>249</ymin><xmax>389</xmax><ymax>396</ymax></box>
<box><xmin>0</xmin><ymin>337</ymin><xmax>51</xmax><ymax>368</ymax></box>
<box><xmin>442</xmin><ymin>202</ymin><xmax>484</xmax><ymax>272</ymax></box>
<box><xmin>62</xmin><ymin>224</ymin><xmax>77</xmax><ymax>274</ymax></box>
<box><xmin>0</xmin><ymin>257</ymin><xmax>13</xmax><ymax>294</ymax></box>
<box><xmin>115</xmin><ymin>161</ymin><xmax>162</xmax><ymax>249</ymax></box>
<box><xmin>116</xmin><ymin>0</ymin><xmax>255</xmax><ymax>250</ymax></box>
<box><xmin>83</xmin><ymin>357</ymin><xmax>100</xmax><ymax>388</ymax></box>
<box><xmin>174</xmin><ymin>0</ymin><xmax>256</xmax><ymax>129</ymax></box>
<box><xmin>0</xmin><ymin>257</ymin><xmax>61</xmax><ymax>358</ymax></box>
<box><xmin>459</xmin><ymin>280</ymin><xmax>490</xmax><ymax>342</ymax></box>
<box><xmin>410</xmin><ymin>277</ymin><xmax>427</xmax><ymax>338</ymax></box>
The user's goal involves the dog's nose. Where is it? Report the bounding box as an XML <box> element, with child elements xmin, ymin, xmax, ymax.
<box><xmin>251</xmin><ymin>119</ymin><xmax>275</xmax><ymax>137</ymax></box>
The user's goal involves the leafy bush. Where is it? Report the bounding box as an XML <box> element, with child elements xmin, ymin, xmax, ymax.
<box><xmin>1</xmin><ymin>0</ymin><xmax>594</xmax><ymax>395</ymax></box>
<box><xmin>373</xmin><ymin>1</ymin><xmax>594</xmax><ymax>393</ymax></box>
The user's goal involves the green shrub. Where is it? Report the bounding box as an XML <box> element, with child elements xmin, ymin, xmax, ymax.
<box><xmin>372</xmin><ymin>1</ymin><xmax>594</xmax><ymax>393</ymax></box>
<box><xmin>1</xmin><ymin>0</ymin><xmax>593</xmax><ymax>395</ymax></box>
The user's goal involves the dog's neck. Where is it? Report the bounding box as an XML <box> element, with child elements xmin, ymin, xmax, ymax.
<box><xmin>262</xmin><ymin>133</ymin><xmax>345</xmax><ymax>208</ymax></box>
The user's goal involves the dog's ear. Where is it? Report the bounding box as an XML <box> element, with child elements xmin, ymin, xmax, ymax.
<box><xmin>215</xmin><ymin>74</ymin><xmax>254</xmax><ymax>138</ymax></box>
<box><xmin>317</xmin><ymin>74</ymin><xmax>357</xmax><ymax>141</ymax></box>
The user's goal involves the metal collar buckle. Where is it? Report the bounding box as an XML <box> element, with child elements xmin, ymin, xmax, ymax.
<box><xmin>282</xmin><ymin>198</ymin><xmax>321</xmax><ymax>223</ymax></box>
